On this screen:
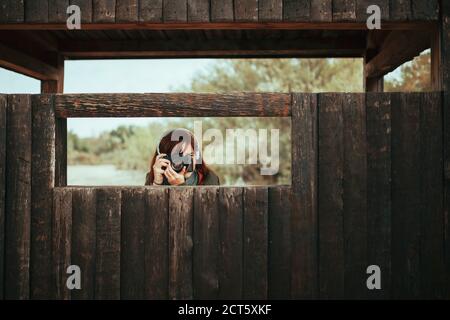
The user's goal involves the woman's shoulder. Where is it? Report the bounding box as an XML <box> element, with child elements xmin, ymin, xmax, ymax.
<box><xmin>203</xmin><ymin>171</ymin><xmax>220</xmax><ymax>185</ymax></box>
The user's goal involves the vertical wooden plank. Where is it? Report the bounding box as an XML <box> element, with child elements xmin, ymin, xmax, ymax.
<box><xmin>290</xmin><ymin>93</ymin><xmax>318</xmax><ymax>299</ymax></box>
<box><xmin>52</xmin><ymin>188</ymin><xmax>72</xmax><ymax>300</ymax></box>
<box><xmin>391</xmin><ymin>93</ymin><xmax>421</xmax><ymax>299</ymax></box>
<box><xmin>342</xmin><ymin>93</ymin><xmax>367</xmax><ymax>299</ymax></box>
<box><xmin>411</xmin><ymin>0</ymin><xmax>438</xmax><ymax>21</ymax></box>
<box><xmin>356</xmin><ymin>0</ymin><xmax>389</xmax><ymax>22</ymax></box>
<box><xmin>116</xmin><ymin>0</ymin><xmax>138</xmax><ymax>22</ymax></box>
<box><xmin>389</xmin><ymin>0</ymin><xmax>411</xmax><ymax>21</ymax></box>
<box><xmin>283</xmin><ymin>0</ymin><xmax>310</xmax><ymax>21</ymax></box>
<box><xmin>49</xmin><ymin>0</ymin><xmax>70</xmax><ymax>22</ymax></box>
<box><xmin>419</xmin><ymin>93</ymin><xmax>445</xmax><ymax>299</ymax></box>
<box><xmin>0</xmin><ymin>95</ymin><xmax>6</xmax><ymax>300</ymax></box>
<box><xmin>93</xmin><ymin>0</ymin><xmax>116</xmax><ymax>22</ymax></box>
<box><xmin>210</xmin><ymin>0</ymin><xmax>233</xmax><ymax>22</ymax></box>
<box><xmin>366</xmin><ymin>93</ymin><xmax>391</xmax><ymax>299</ymax></box>
<box><xmin>31</xmin><ymin>95</ymin><xmax>55</xmax><ymax>299</ymax></box>
<box><xmin>25</xmin><ymin>0</ymin><xmax>49</xmax><ymax>22</ymax></box>
<box><xmin>332</xmin><ymin>0</ymin><xmax>356</xmax><ymax>21</ymax></box>
<box><xmin>259</xmin><ymin>0</ymin><xmax>282</xmax><ymax>21</ymax></box>
<box><xmin>144</xmin><ymin>188</ymin><xmax>168</xmax><ymax>299</ymax></box>
<box><xmin>95</xmin><ymin>188</ymin><xmax>121</xmax><ymax>300</ymax></box>
<box><xmin>193</xmin><ymin>187</ymin><xmax>219</xmax><ymax>299</ymax></box>
<box><xmin>163</xmin><ymin>0</ymin><xmax>187</xmax><ymax>22</ymax></box>
<box><xmin>234</xmin><ymin>0</ymin><xmax>258</xmax><ymax>22</ymax></box>
<box><xmin>218</xmin><ymin>187</ymin><xmax>243</xmax><ymax>299</ymax></box>
<box><xmin>70</xmin><ymin>0</ymin><xmax>93</xmax><ymax>23</ymax></box>
<box><xmin>139</xmin><ymin>0</ymin><xmax>163</xmax><ymax>21</ymax></box>
<box><xmin>310</xmin><ymin>0</ymin><xmax>332</xmax><ymax>22</ymax></box>
<box><xmin>5</xmin><ymin>95</ymin><xmax>31</xmax><ymax>300</ymax></box>
<box><xmin>0</xmin><ymin>0</ymin><xmax>25</xmax><ymax>22</ymax></box>
<box><xmin>318</xmin><ymin>93</ymin><xmax>345</xmax><ymax>299</ymax></box>
<box><xmin>243</xmin><ymin>187</ymin><xmax>268</xmax><ymax>299</ymax></box>
<box><xmin>187</xmin><ymin>0</ymin><xmax>209</xmax><ymax>22</ymax></box>
<box><xmin>169</xmin><ymin>187</ymin><xmax>193</xmax><ymax>300</ymax></box>
<box><xmin>0</xmin><ymin>1</ymin><xmax>7</xmax><ymax>22</ymax></box>
<box><xmin>268</xmin><ymin>186</ymin><xmax>291</xmax><ymax>299</ymax></box>
<box><xmin>121</xmin><ymin>188</ymin><xmax>145</xmax><ymax>299</ymax></box>
<box><xmin>71</xmin><ymin>188</ymin><xmax>96</xmax><ymax>300</ymax></box>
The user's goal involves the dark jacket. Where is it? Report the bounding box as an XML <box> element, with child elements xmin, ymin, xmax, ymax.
<box><xmin>145</xmin><ymin>170</ymin><xmax>220</xmax><ymax>186</ymax></box>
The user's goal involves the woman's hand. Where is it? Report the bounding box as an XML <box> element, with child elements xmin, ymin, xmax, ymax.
<box><xmin>152</xmin><ymin>154</ymin><xmax>171</xmax><ymax>185</ymax></box>
<box><xmin>164</xmin><ymin>166</ymin><xmax>187</xmax><ymax>186</ymax></box>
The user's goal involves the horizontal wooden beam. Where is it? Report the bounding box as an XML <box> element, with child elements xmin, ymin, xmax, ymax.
<box><xmin>54</xmin><ymin>93</ymin><xmax>292</xmax><ymax>118</ymax></box>
<box><xmin>0</xmin><ymin>43</ymin><xmax>59</xmax><ymax>80</ymax></box>
<box><xmin>365</xmin><ymin>30</ymin><xmax>431</xmax><ymax>79</ymax></box>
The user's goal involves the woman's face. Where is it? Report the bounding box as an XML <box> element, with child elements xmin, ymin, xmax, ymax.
<box><xmin>175</xmin><ymin>142</ymin><xmax>196</xmax><ymax>168</ymax></box>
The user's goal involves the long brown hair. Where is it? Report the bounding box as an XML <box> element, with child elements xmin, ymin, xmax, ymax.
<box><xmin>145</xmin><ymin>129</ymin><xmax>212</xmax><ymax>185</ymax></box>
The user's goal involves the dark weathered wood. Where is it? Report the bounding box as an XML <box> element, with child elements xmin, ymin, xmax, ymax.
<box><xmin>366</xmin><ymin>93</ymin><xmax>391</xmax><ymax>299</ymax></box>
<box><xmin>419</xmin><ymin>93</ymin><xmax>445</xmax><ymax>299</ymax></box>
<box><xmin>169</xmin><ymin>187</ymin><xmax>193</xmax><ymax>299</ymax></box>
<box><xmin>0</xmin><ymin>0</ymin><xmax>25</xmax><ymax>23</ymax></box>
<box><xmin>71</xmin><ymin>188</ymin><xmax>96</xmax><ymax>300</ymax></box>
<box><xmin>187</xmin><ymin>0</ymin><xmax>209</xmax><ymax>22</ymax></box>
<box><xmin>310</xmin><ymin>0</ymin><xmax>332</xmax><ymax>22</ymax></box>
<box><xmin>283</xmin><ymin>0</ymin><xmax>310</xmax><ymax>21</ymax></box>
<box><xmin>5</xmin><ymin>95</ymin><xmax>31</xmax><ymax>300</ymax></box>
<box><xmin>55</xmin><ymin>119</ymin><xmax>67</xmax><ymax>186</ymax></box>
<box><xmin>55</xmin><ymin>93</ymin><xmax>291</xmax><ymax>118</ymax></box>
<box><xmin>139</xmin><ymin>0</ymin><xmax>163</xmax><ymax>22</ymax></box>
<box><xmin>52</xmin><ymin>188</ymin><xmax>72</xmax><ymax>300</ymax></box>
<box><xmin>390</xmin><ymin>0</ymin><xmax>411</xmax><ymax>21</ymax></box>
<box><xmin>218</xmin><ymin>187</ymin><xmax>243</xmax><ymax>299</ymax></box>
<box><xmin>333</xmin><ymin>0</ymin><xmax>356</xmax><ymax>21</ymax></box>
<box><xmin>144</xmin><ymin>188</ymin><xmax>169</xmax><ymax>299</ymax></box>
<box><xmin>0</xmin><ymin>95</ymin><xmax>5</xmax><ymax>300</ymax></box>
<box><xmin>210</xmin><ymin>0</ymin><xmax>233</xmax><ymax>21</ymax></box>
<box><xmin>93</xmin><ymin>0</ymin><xmax>116</xmax><ymax>23</ymax></box>
<box><xmin>163</xmin><ymin>0</ymin><xmax>187</xmax><ymax>22</ymax></box>
<box><xmin>290</xmin><ymin>93</ymin><xmax>318</xmax><ymax>299</ymax></box>
<box><xmin>25</xmin><ymin>0</ymin><xmax>48</xmax><ymax>22</ymax></box>
<box><xmin>268</xmin><ymin>186</ymin><xmax>291</xmax><ymax>299</ymax></box>
<box><xmin>391</xmin><ymin>93</ymin><xmax>421</xmax><ymax>299</ymax></box>
<box><xmin>31</xmin><ymin>94</ymin><xmax>55</xmax><ymax>299</ymax></box>
<box><xmin>121</xmin><ymin>188</ymin><xmax>145</xmax><ymax>299</ymax></box>
<box><xmin>193</xmin><ymin>187</ymin><xmax>219</xmax><ymax>299</ymax></box>
<box><xmin>49</xmin><ymin>0</ymin><xmax>70</xmax><ymax>23</ymax></box>
<box><xmin>234</xmin><ymin>0</ymin><xmax>258</xmax><ymax>22</ymax></box>
<box><xmin>356</xmin><ymin>0</ymin><xmax>389</xmax><ymax>22</ymax></box>
<box><xmin>243</xmin><ymin>187</ymin><xmax>268</xmax><ymax>299</ymax></box>
<box><xmin>411</xmin><ymin>0</ymin><xmax>438</xmax><ymax>21</ymax></box>
<box><xmin>95</xmin><ymin>188</ymin><xmax>121</xmax><ymax>300</ymax></box>
<box><xmin>70</xmin><ymin>0</ymin><xmax>93</xmax><ymax>23</ymax></box>
<box><xmin>318</xmin><ymin>93</ymin><xmax>344</xmax><ymax>299</ymax></box>
<box><xmin>116</xmin><ymin>0</ymin><xmax>138</xmax><ymax>22</ymax></box>
<box><xmin>342</xmin><ymin>93</ymin><xmax>367</xmax><ymax>299</ymax></box>
<box><xmin>258</xmin><ymin>0</ymin><xmax>282</xmax><ymax>21</ymax></box>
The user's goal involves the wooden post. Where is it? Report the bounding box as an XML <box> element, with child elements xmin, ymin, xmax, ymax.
<box><xmin>365</xmin><ymin>51</ymin><xmax>384</xmax><ymax>92</ymax></box>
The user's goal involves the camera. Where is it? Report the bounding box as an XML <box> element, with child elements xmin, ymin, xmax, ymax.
<box><xmin>163</xmin><ymin>152</ymin><xmax>194</xmax><ymax>173</ymax></box>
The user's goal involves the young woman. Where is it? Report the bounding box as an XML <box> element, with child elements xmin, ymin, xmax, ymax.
<box><xmin>145</xmin><ymin>128</ymin><xmax>220</xmax><ymax>186</ymax></box>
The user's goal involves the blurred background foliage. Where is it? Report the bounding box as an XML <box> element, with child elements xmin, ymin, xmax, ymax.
<box><xmin>68</xmin><ymin>52</ymin><xmax>430</xmax><ymax>185</ymax></box>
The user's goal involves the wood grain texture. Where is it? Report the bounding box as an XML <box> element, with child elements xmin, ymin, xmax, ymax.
<box><xmin>356</xmin><ymin>0</ymin><xmax>389</xmax><ymax>22</ymax></box>
<box><xmin>243</xmin><ymin>187</ymin><xmax>268</xmax><ymax>299</ymax></box>
<box><xmin>366</xmin><ymin>93</ymin><xmax>391</xmax><ymax>299</ymax></box>
<box><xmin>258</xmin><ymin>0</ymin><xmax>282</xmax><ymax>21</ymax></box>
<box><xmin>95</xmin><ymin>188</ymin><xmax>121</xmax><ymax>299</ymax></box>
<box><xmin>187</xmin><ymin>0</ymin><xmax>209</xmax><ymax>22</ymax></box>
<box><xmin>0</xmin><ymin>95</ymin><xmax>5</xmax><ymax>300</ymax></box>
<box><xmin>218</xmin><ymin>187</ymin><xmax>243</xmax><ymax>299</ymax></box>
<box><xmin>49</xmin><ymin>0</ymin><xmax>70</xmax><ymax>23</ymax></box>
<box><xmin>333</xmin><ymin>0</ymin><xmax>356</xmax><ymax>21</ymax></box>
<box><xmin>234</xmin><ymin>0</ymin><xmax>258</xmax><ymax>22</ymax></box>
<box><xmin>310</xmin><ymin>0</ymin><xmax>332</xmax><ymax>22</ymax></box>
<box><xmin>0</xmin><ymin>0</ymin><xmax>25</xmax><ymax>23</ymax></box>
<box><xmin>283</xmin><ymin>0</ymin><xmax>310</xmax><ymax>21</ymax></box>
<box><xmin>121</xmin><ymin>188</ymin><xmax>145</xmax><ymax>299</ymax></box>
<box><xmin>318</xmin><ymin>93</ymin><xmax>344</xmax><ymax>299</ymax></box>
<box><xmin>290</xmin><ymin>93</ymin><xmax>318</xmax><ymax>299</ymax></box>
<box><xmin>55</xmin><ymin>118</ymin><xmax>67</xmax><ymax>186</ymax></box>
<box><xmin>116</xmin><ymin>0</ymin><xmax>138</xmax><ymax>22</ymax></box>
<box><xmin>70</xmin><ymin>0</ymin><xmax>93</xmax><ymax>23</ymax></box>
<box><xmin>163</xmin><ymin>0</ymin><xmax>187</xmax><ymax>22</ymax></box>
<box><xmin>93</xmin><ymin>0</ymin><xmax>116</xmax><ymax>22</ymax></box>
<box><xmin>169</xmin><ymin>187</ymin><xmax>193</xmax><ymax>299</ymax></box>
<box><xmin>390</xmin><ymin>0</ymin><xmax>411</xmax><ymax>21</ymax></box>
<box><xmin>55</xmin><ymin>93</ymin><xmax>291</xmax><ymax>118</ymax></box>
<box><xmin>52</xmin><ymin>187</ymin><xmax>72</xmax><ymax>300</ymax></box>
<box><xmin>25</xmin><ymin>0</ymin><xmax>48</xmax><ymax>22</ymax></box>
<box><xmin>5</xmin><ymin>95</ymin><xmax>31</xmax><ymax>300</ymax></box>
<box><xmin>193</xmin><ymin>187</ymin><xmax>219</xmax><ymax>299</ymax></box>
<box><xmin>268</xmin><ymin>186</ymin><xmax>291</xmax><ymax>299</ymax></box>
<box><xmin>139</xmin><ymin>0</ymin><xmax>162</xmax><ymax>21</ymax></box>
<box><xmin>71</xmin><ymin>188</ymin><xmax>96</xmax><ymax>300</ymax></box>
<box><xmin>210</xmin><ymin>0</ymin><xmax>233</xmax><ymax>22</ymax></box>
<box><xmin>391</xmin><ymin>93</ymin><xmax>421</xmax><ymax>299</ymax></box>
<box><xmin>144</xmin><ymin>188</ymin><xmax>169</xmax><ymax>299</ymax></box>
<box><xmin>411</xmin><ymin>0</ymin><xmax>438</xmax><ymax>21</ymax></box>
<box><xmin>342</xmin><ymin>93</ymin><xmax>367</xmax><ymax>299</ymax></box>
<box><xmin>31</xmin><ymin>94</ymin><xmax>55</xmax><ymax>299</ymax></box>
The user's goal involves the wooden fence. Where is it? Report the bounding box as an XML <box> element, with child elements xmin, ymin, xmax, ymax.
<box><xmin>0</xmin><ymin>92</ymin><xmax>448</xmax><ymax>299</ymax></box>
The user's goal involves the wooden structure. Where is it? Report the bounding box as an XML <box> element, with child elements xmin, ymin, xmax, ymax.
<box><xmin>0</xmin><ymin>0</ymin><xmax>449</xmax><ymax>300</ymax></box>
